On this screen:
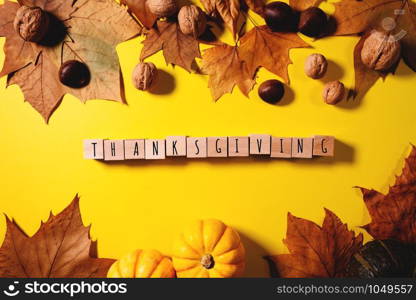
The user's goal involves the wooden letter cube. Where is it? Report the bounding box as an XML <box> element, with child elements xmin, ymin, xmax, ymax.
<box><xmin>313</xmin><ymin>136</ymin><xmax>335</xmax><ymax>157</ymax></box>
<box><xmin>291</xmin><ymin>137</ymin><xmax>313</xmax><ymax>158</ymax></box>
<box><xmin>124</xmin><ymin>139</ymin><xmax>145</xmax><ymax>159</ymax></box>
<box><xmin>228</xmin><ymin>136</ymin><xmax>249</xmax><ymax>157</ymax></box>
<box><xmin>207</xmin><ymin>137</ymin><xmax>228</xmax><ymax>157</ymax></box>
<box><xmin>84</xmin><ymin>139</ymin><xmax>104</xmax><ymax>159</ymax></box>
<box><xmin>104</xmin><ymin>140</ymin><xmax>125</xmax><ymax>161</ymax></box>
<box><xmin>186</xmin><ymin>137</ymin><xmax>207</xmax><ymax>158</ymax></box>
<box><xmin>166</xmin><ymin>136</ymin><xmax>187</xmax><ymax>157</ymax></box>
<box><xmin>249</xmin><ymin>134</ymin><xmax>271</xmax><ymax>155</ymax></box>
<box><xmin>145</xmin><ymin>139</ymin><xmax>166</xmax><ymax>159</ymax></box>
<box><xmin>271</xmin><ymin>137</ymin><xmax>292</xmax><ymax>158</ymax></box>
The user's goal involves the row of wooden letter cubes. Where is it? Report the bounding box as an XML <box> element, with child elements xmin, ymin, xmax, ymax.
<box><xmin>84</xmin><ymin>135</ymin><xmax>334</xmax><ymax>160</ymax></box>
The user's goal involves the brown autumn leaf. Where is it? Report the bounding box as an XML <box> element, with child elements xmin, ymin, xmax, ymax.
<box><xmin>245</xmin><ymin>0</ymin><xmax>265</xmax><ymax>16</ymax></box>
<box><xmin>332</xmin><ymin>0</ymin><xmax>416</xmax><ymax>98</ymax></box>
<box><xmin>239</xmin><ymin>25</ymin><xmax>310</xmax><ymax>84</ymax></box>
<box><xmin>200</xmin><ymin>43</ymin><xmax>255</xmax><ymax>101</ymax></box>
<box><xmin>289</xmin><ymin>0</ymin><xmax>323</xmax><ymax>11</ymax></box>
<box><xmin>0</xmin><ymin>195</ymin><xmax>115</xmax><ymax>278</ymax></box>
<box><xmin>0</xmin><ymin>0</ymin><xmax>141</xmax><ymax>122</ymax></box>
<box><xmin>140</xmin><ymin>20</ymin><xmax>200</xmax><ymax>72</ymax></box>
<box><xmin>359</xmin><ymin>145</ymin><xmax>416</xmax><ymax>244</ymax></box>
<box><xmin>121</xmin><ymin>0</ymin><xmax>157</xmax><ymax>29</ymax></box>
<box><xmin>265</xmin><ymin>209</ymin><xmax>363</xmax><ymax>278</ymax></box>
<box><xmin>200</xmin><ymin>0</ymin><xmax>240</xmax><ymax>38</ymax></box>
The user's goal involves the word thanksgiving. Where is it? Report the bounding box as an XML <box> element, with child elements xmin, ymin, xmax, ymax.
<box><xmin>83</xmin><ymin>135</ymin><xmax>335</xmax><ymax>161</ymax></box>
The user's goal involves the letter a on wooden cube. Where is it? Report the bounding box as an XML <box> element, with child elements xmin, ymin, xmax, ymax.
<box><xmin>228</xmin><ymin>136</ymin><xmax>249</xmax><ymax>157</ymax></box>
<box><xmin>145</xmin><ymin>139</ymin><xmax>166</xmax><ymax>159</ymax></box>
<box><xmin>124</xmin><ymin>139</ymin><xmax>145</xmax><ymax>159</ymax></box>
<box><xmin>249</xmin><ymin>134</ymin><xmax>271</xmax><ymax>155</ymax></box>
<box><xmin>166</xmin><ymin>136</ymin><xmax>187</xmax><ymax>157</ymax></box>
<box><xmin>104</xmin><ymin>140</ymin><xmax>125</xmax><ymax>161</ymax></box>
<box><xmin>207</xmin><ymin>137</ymin><xmax>228</xmax><ymax>157</ymax></box>
<box><xmin>186</xmin><ymin>137</ymin><xmax>207</xmax><ymax>158</ymax></box>
<box><xmin>313</xmin><ymin>135</ymin><xmax>335</xmax><ymax>157</ymax></box>
<box><xmin>84</xmin><ymin>139</ymin><xmax>104</xmax><ymax>159</ymax></box>
<box><xmin>292</xmin><ymin>137</ymin><xmax>313</xmax><ymax>158</ymax></box>
<box><xmin>271</xmin><ymin>137</ymin><xmax>292</xmax><ymax>158</ymax></box>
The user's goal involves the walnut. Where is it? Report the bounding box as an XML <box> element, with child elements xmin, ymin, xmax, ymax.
<box><xmin>361</xmin><ymin>30</ymin><xmax>401</xmax><ymax>71</ymax></box>
<box><xmin>178</xmin><ymin>5</ymin><xmax>207</xmax><ymax>38</ymax></box>
<box><xmin>13</xmin><ymin>6</ymin><xmax>50</xmax><ymax>43</ymax></box>
<box><xmin>147</xmin><ymin>0</ymin><xmax>178</xmax><ymax>18</ymax></box>
<box><xmin>304</xmin><ymin>53</ymin><xmax>328</xmax><ymax>79</ymax></box>
<box><xmin>132</xmin><ymin>62</ymin><xmax>158</xmax><ymax>91</ymax></box>
<box><xmin>322</xmin><ymin>80</ymin><xmax>345</xmax><ymax>105</ymax></box>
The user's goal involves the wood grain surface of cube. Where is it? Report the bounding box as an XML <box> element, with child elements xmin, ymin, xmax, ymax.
<box><xmin>186</xmin><ymin>137</ymin><xmax>207</xmax><ymax>158</ymax></box>
<box><xmin>313</xmin><ymin>136</ymin><xmax>335</xmax><ymax>157</ymax></box>
<box><xmin>84</xmin><ymin>139</ymin><xmax>104</xmax><ymax>159</ymax></box>
<box><xmin>207</xmin><ymin>137</ymin><xmax>228</xmax><ymax>157</ymax></box>
<box><xmin>166</xmin><ymin>136</ymin><xmax>187</xmax><ymax>156</ymax></box>
<box><xmin>271</xmin><ymin>137</ymin><xmax>292</xmax><ymax>158</ymax></box>
<box><xmin>104</xmin><ymin>140</ymin><xmax>125</xmax><ymax>161</ymax></box>
<box><xmin>292</xmin><ymin>137</ymin><xmax>313</xmax><ymax>158</ymax></box>
<box><xmin>249</xmin><ymin>134</ymin><xmax>271</xmax><ymax>155</ymax></box>
<box><xmin>145</xmin><ymin>139</ymin><xmax>166</xmax><ymax>159</ymax></box>
<box><xmin>124</xmin><ymin>139</ymin><xmax>145</xmax><ymax>159</ymax></box>
<box><xmin>228</xmin><ymin>136</ymin><xmax>249</xmax><ymax>157</ymax></box>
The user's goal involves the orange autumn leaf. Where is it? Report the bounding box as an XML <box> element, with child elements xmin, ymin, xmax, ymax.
<box><xmin>289</xmin><ymin>0</ymin><xmax>324</xmax><ymax>11</ymax></box>
<box><xmin>0</xmin><ymin>195</ymin><xmax>114</xmax><ymax>278</ymax></box>
<box><xmin>265</xmin><ymin>209</ymin><xmax>363</xmax><ymax>278</ymax></box>
<box><xmin>244</xmin><ymin>0</ymin><xmax>265</xmax><ymax>16</ymax></box>
<box><xmin>121</xmin><ymin>0</ymin><xmax>157</xmax><ymax>29</ymax></box>
<box><xmin>200</xmin><ymin>0</ymin><xmax>240</xmax><ymax>38</ymax></box>
<box><xmin>359</xmin><ymin>145</ymin><xmax>416</xmax><ymax>244</ymax></box>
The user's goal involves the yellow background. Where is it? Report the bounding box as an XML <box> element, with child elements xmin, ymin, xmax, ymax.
<box><xmin>1</xmin><ymin>1</ymin><xmax>416</xmax><ymax>277</ymax></box>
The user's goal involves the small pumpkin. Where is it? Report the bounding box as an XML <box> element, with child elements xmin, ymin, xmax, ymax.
<box><xmin>346</xmin><ymin>240</ymin><xmax>416</xmax><ymax>278</ymax></box>
<box><xmin>107</xmin><ymin>249</ymin><xmax>176</xmax><ymax>278</ymax></box>
<box><xmin>171</xmin><ymin>219</ymin><xmax>245</xmax><ymax>278</ymax></box>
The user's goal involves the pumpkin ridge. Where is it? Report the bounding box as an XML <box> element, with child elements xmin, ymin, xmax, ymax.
<box><xmin>148</xmin><ymin>252</ymin><xmax>164</xmax><ymax>277</ymax></box>
<box><xmin>174</xmin><ymin>259</ymin><xmax>200</xmax><ymax>272</ymax></box>
<box><xmin>133</xmin><ymin>249</ymin><xmax>143</xmax><ymax>277</ymax></box>
<box><xmin>209</xmin><ymin>225</ymin><xmax>228</xmax><ymax>254</ymax></box>
<box><xmin>180</xmin><ymin>234</ymin><xmax>203</xmax><ymax>257</ymax></box>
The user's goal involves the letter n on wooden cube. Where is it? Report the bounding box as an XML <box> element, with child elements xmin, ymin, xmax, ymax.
<box><xmin>166</xmin><ymin>136</ymin><xmax>187</xmax><ymax>157</ymax></box>
<box><xmin>313</xmin><ymin>136</ymin><xmax>335</xmax><ymax>157</ymax></box>
<box><xmin>186</xmin><ymin>137</ymin><xmax>207</xmax><ymax>158</ymax></box>
<box><xmin>104</xmin><ymin>140</ymin><xmax>125</xmax><ymax>161</ymax></box>
<box><xmin>84</xmin><ymin>139</ymin><xmax>104</xmax><ymax>159</ymax></box>
<box><xmin>292</xmin><ymin>137</ymin><xmax>313</xmax><ymax>158</ymax></box>
<box><xmin>207</xmin><ymin>137</ymin><xmax>228</xmax><ymax>157</ymax></box>
<box><xmin>228</xmin><ymin>137</ymin><xmax>249</xmax><ymax>157</ymax></box>
<box><xmin>271</xmin><ymin>137</ymin><xmax>292</xmax><ymax>158</ymax></box>
<box><xmin>249</xmin><ymin>134</ymin><xmax>271</xmax><ymax>155</ymax></box>
<box><xmin>124</xmin><ymin>139</ymin><xmax>145</xmax><ymax>159</ymax></box>
<box><xmin>145</xmin><ymin>139</ymin><xmax>166</xmax><ymax>159</ymax></box>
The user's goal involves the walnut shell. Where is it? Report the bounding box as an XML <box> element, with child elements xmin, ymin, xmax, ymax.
<box><xmin>13</xmin><ymin>6</ymin><xmax>50</xmax><ymax>43</ymax></box>
<box><xmin>147</xmin><ymin>0</ymin><xmax>178</xmax><ymax>18</ymax></box>
<box><xmin>178</xmin><ymin>5</ymin><xmax>207</xmax><ymax>38</ymax></box>
<box><xmin>305</xmin><ymin>53</ymin><xmax>328</xmax><ymax>79</ymax></box>
<box><xmin>132</xmin><ymin>62</ymin><xmax>158</xmax><ymax>91</ymax></box>
<box><xmin>361</xmin><ymin>31</ymin><xmax>401</xmax><ymax>72</ymax></box>
<box><xmin>322</xmin><ymin>80</ymin><xmax>345</xmax><ymax>105</ymax></box>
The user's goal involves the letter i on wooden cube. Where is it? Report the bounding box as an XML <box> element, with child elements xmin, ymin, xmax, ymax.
<box><xmin>313</xmin><ymin>136</ymin><xmax>335</xmax><ymax>157</ymax></box>
<box><xmin>186</xmin><ymin>137</ymin><xmax>207</xmax><ymax>158</ymax></box>
<box><xmin>228</xmin><ymin>137</ymin><xmax>249</xmax><ymax>157</ymax></box>
<box><xmin>166</xmin><ymin>136</ymin><xmax>187</xmax><ymax>157</ymax></box>
<box><xmin>249</xmin><ymin>134</ymin><xmax>271</xmax><ymax>155</ymax></box>
<box><xmin>145</xmin><ymin>139</ymin><xmax>166</xmax><ymax>159</ymax></box>
<box><xmin>84</xmin><ymin>139</ymin><xmax>104</xmax><ymax>159</ymax></box>
<box><xmin>271</xmin><ymin>137</ymin><xmax>292</xmax><ymax>158</ymax></box>
<box><xmin>104</xmin><ymin>140</ymin><xmax>125</xmax><ymax>161</ymax></box>
<box><xmin>124</xmin><ymin>139</ymin><xmax>145</xmax><ymax>159</ymax></box>
<box><xmin>207</xmin><ymin>137</ymin><xmax>228</xmax><ymax>157</ymax></box>
<box><xmin>291</xmin><ymin>137</ymin><xmax>313</xmax><ymax>158</ymax></box>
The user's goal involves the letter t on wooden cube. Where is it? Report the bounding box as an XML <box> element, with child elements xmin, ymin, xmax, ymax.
<box><xmin>104</xmin><ymin>140</ymin><xmax>125</xmax><ymax>161</ymax></box>
<box><xmin>84</xmin><ymin>139</ymin><xmax>104</xmax><ymax>159</ymax></box>
<box><xmin>313</xmin><ymin>136</ymin><xmax>335</xmax><ymax>157</ymax></box>
<box><xmin>166</xmin><ymin>136</ymin><xmax>187</xmax><ymax>157</ymax></box>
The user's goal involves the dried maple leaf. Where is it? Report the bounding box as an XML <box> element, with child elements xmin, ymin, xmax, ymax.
<box><xmin>140</xmin><ymin>20</ymin><xmax>200</xmax><ymax>72</ymax></box>
<box><xmin>200</xmin><ymin>0</ymin><xmax>240</xmax><ymax>38</ymax></box>
<box><xmin>0</xmin><ymin>0</ymin><xmax>141</xmax><ymax>122</ymax></box>
<box><xmin>245</xmin><ymin>0</ymin><xmax>265</xmax><ymax>16</ymax></box>
<box><xmin>239</xmin><ymin>25</ymin><xmax>310</xmax><ymax>84</ymax></box>
<box><xmin>359</xmin><ymin>145</ymin><xmax>416</xmax><ymax>244</ymax></box>
<box><xmin>289</xmin><ymin>0</ymin><xmax>323</xmax><ymax>11</ymax></box>
<box><xmin>0</xmin><ymin>195</ymin><xmax>114</xmax><ymax>278</ymax></box>
<box><xmin>332</xmin><ymin>0</ymin><xmax>416</xmax><ymax>98</ymax></box>
<box><xmin>265</xmin><ymin>209</ymin><xmax>363</xmax><ymax>278</ymax></box>
<box><xmin>121</xmin><ymin>0</ymin><xmax>157</xmax><ymax>29</ymax></box>
<box><xmin>200</xmin><ymin>43</ymin><xmax>255</xmax><ymax>100</ymax></box>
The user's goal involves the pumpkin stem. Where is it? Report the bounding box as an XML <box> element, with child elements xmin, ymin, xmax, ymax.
<box><xmin>200</xmin><ymin>254</ymin><xmax>215</xmax><ymax>269</ymax></box>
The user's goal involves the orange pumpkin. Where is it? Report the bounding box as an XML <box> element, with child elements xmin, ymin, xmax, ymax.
<box><xmin>107</xmin><ymin>249</ymin><xmax>175</xmax><ymax>278</ymax></box>
<box><xmin>171</xmin><ymin>219</ymin><xmax>245</xmax><ymax>278</ymax></box>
